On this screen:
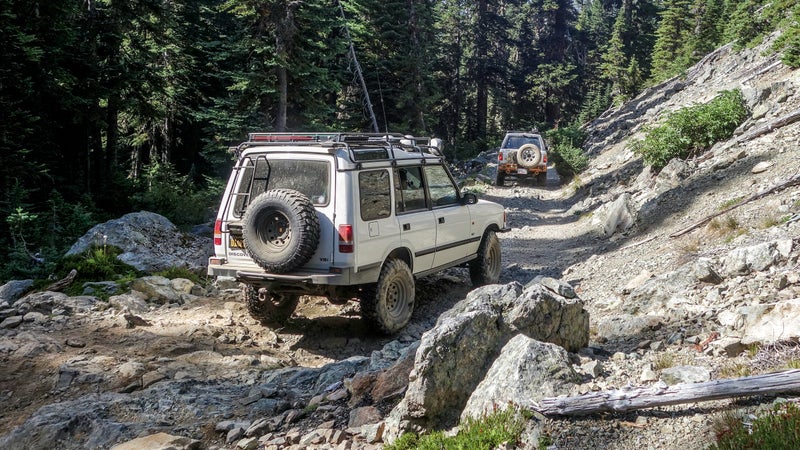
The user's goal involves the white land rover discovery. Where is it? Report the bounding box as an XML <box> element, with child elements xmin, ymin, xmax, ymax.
<box><xmin>208</xmin><ymin>132</ymin><xmax>508</xmax><ymax>334</ymax></box>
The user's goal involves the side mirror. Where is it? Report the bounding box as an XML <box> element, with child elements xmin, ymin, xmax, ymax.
<box><xmin>461</xmin><ymin>192</ymin><xmax>478</xmax><ymax>205</ymax></box>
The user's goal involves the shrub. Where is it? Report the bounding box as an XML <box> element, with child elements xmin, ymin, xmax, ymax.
<box><xmin>56</xmin><ymin>245</ymin><xmax>140</xmax><ymax>286</ymax></box>
<box><xmin>546</xmin><ymin>126</ymin><xmax>589</xmax><ymax>177</ymax></box>
<box><xmin>131</xmin><ymin>162</ymin><xmax>224</xmax><ymax>227</ymax></box>
<box><xmin>385</xmin><ymin>407</ymin><xmax>525</xmax><ymax>450</ymax></box>
<box><xmin>632</xmin><ymin>90</ymin><xmax>749</xmax><ymax>172</ymax></box>
<box><xmin>709</xmin><ymin>402</ymin><xmax>800</xmax><ymax>449</ymax></box>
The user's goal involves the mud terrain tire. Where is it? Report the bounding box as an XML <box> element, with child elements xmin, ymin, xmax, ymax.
<box><xmin>469</xmin><ymin>230</ymin><xmax>501</xmax><ymax>286</ymax></box>
<box><xmin>361</xmin><ymin>259</ymin><xmax>415</xmax><ymax>334</ymax></box>
<box><xmin>517</xmin><ymin>144</ymin><xmax>543</xmax><ymax>168</ymax></box>
<box><xmin>242</xmin><ymin>189</ymin><xmax>320</xmax><ymax>273</ymax></box>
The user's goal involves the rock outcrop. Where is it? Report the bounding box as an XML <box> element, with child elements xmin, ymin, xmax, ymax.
<box><xmin>384</xmin><ymin>279</ymin><xmax>588</xmax><ymax>438</ymax></box>
<box><xmin>66</xmin><ymin>211</ymin><xmax>211</xmax><ymax>273</ymax></box>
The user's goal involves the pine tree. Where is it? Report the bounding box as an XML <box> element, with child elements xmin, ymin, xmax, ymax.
<box><xmin>650</xmin><ymin>0</ymin><xmax>693</xmax><ymax>83</ymax></box>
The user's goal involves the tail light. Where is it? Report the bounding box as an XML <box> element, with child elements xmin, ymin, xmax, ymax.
<box><xmin>214</xmin><ymin>220</ymin><xmax>222</xmax><ymax>246</ymax></box>
<box><xmin>498</xmin><ymin>152</ymin><xmax>504</xmax><ymax>161</ymax></box>
<box><xmin>543</xmin><ymin>153</ymin><xmax>548</xmax><ymax>164</ymax></box>
<box><xmin>338</xmin><ymin>224</ymin><xmax>354</xmax><ymax>253</ymax></box>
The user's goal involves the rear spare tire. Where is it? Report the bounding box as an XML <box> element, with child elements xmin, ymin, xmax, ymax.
<box><xmin>517</xmin><ymin>144</ymin><xmax>543</xmax><ymax>168</ymax></box>
<box><xmin>242</xmin><ymin>189</ymin><xmax>320</xmax><ymax>273</ymax></box>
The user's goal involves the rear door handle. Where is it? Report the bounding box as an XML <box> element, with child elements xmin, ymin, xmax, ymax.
<box><xmin>438</xmin><ymin>217</ymin><xmax>445</xmax><ymax>224</ymax></box>
<box><xmin>403</xmin><ymin>223</ymin><xmax>411</xmax><ymax>231</ymax></box>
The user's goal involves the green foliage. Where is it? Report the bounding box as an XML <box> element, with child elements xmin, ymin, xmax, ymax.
<box><xmin>709</xmin><ymin>402</ymin><xmax>800</xmax><ymax>449</ymax></box>
<box><xmin>131</xmin><ymin>162</ymin><xmax>223</xmax><ymax>227</ymax></box>
<box><xmin>632</xmin><ymin>89</ymin><xmax>748</xmax><ymax>171</ymax></box>
<box><xmin>775</xmin><ymin>3</ymin><xmax>800</xmax><ymax>68</ymax></box>
<box><xmin>546</xmin><ymin>126</ymin><xmax>589</xmax><ymax>176</ymax></box>
<box><xmin>57</xmin><ymin>245</ymin><xmax>140</xmax><ymax>284</ymax></box>
<box><xmin>384</xmin><ymin>407</ymin><xmax>525</xmax><ymax>450</ymax></box>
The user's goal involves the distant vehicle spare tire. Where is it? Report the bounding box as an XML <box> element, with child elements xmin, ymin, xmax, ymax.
<box><xmin>242</xmin><ymin>189</ymin><xmax>320</xmax><ymax>273</ymax></box>
<box><xmin>517</xmin><ymin>143</ymin><xmax>543</xmax><ymax>168</ymax></box>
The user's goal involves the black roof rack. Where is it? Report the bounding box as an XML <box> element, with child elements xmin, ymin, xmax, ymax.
<box><xmin>237</xmin><ymin>132</ymin><xmax>444</xmax><ymax>163</ymax></box>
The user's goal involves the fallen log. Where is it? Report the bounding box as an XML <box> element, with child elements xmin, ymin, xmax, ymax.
<box><xmin>670</xmin><ymin>171</ymin><xmax>800</xmax><ymax>238</ymax></box>
<box><xmin>733</xmin><ymin>108</ymin><xmax>800</xmax><ymax>145</ymax></box>
<box><xmin>531</xmin><ymin>369</ymin><xmax>800</xmax><ymax>416</ymax></box>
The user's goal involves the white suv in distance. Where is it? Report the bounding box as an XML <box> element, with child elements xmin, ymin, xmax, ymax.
<box><xmin>208</xmin><ymin>133</ymin><xmax>508</xmax><ymax>334</ymax></box>
<box><xmin>495</xmin><ymin>131</ymin><xmax>548</xmax><ymax>186</ymax></box>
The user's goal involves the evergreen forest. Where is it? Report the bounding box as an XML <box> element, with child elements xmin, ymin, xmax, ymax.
<box><xmin>2</xmin><ymin>0</ymin><xmax>800</xmax><ymax>281</ymax></box>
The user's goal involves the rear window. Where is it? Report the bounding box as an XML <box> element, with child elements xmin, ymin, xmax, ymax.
<box><xmin>503</xmin><ymin>135</ymin><xmax>542</xmax><ymax>150</ymax></box>
<box><xmin>233</xmin><ymin>156</ymin><xmax>330</xmax><ymax>217</ymax></box>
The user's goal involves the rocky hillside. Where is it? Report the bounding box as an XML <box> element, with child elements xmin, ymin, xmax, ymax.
<box><xmin>1</xmin><ymin>34</ymin><xmax>800</xmax><ymax>450</ymax></box>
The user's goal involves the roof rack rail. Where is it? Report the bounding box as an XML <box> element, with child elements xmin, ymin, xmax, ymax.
<box><xmin>239</xmin><ymin>132</ymin><xmax>444</xmax><ymax>162</ymax></box>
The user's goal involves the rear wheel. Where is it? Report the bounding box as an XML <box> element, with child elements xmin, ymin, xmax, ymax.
<box><xmin>495</xmin><ymin>171</ymin><xmax>505</xmax><ymax>187</ymax></box>
<box><xmin>536</xmin><ymin>171</ymin><xmax>547</xmax><ymax>185</ymax></box>
<box><xmin>469</xmin><ymin>230</ymin><xmax>501</xmax><ymax>286</ymax></box>
<box><xmin>243</xmin><ymin>284</ymin><xmax>299</xmax><ymax>325</ymax></box>
<box><xmin>361</xmin><ymin>259</ymin><xmax>415</xmax><ymax>334</ymax></box>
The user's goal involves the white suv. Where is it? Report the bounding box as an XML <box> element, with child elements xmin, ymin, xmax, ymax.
<box><xmin>496</xmin><ymin>131</ymin><xmax>548</xmax><ymax>186</ymax></box>
<box><xmin>208</xmin><ymin>132</ymin><xmax>508</xmax><ymax>334</ymax></box>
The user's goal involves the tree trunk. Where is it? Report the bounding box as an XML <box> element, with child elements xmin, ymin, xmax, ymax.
<box><xmin>533</xmin><ymin>369</ymin><xmax>800</xmax><ymax>416</ymax></box>
<box><xmin>276</xmin><ymin>66</ymin><xmax>288</xmax><ymax>131</ymax></box>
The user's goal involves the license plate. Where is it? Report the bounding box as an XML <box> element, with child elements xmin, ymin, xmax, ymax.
<box><xmin>517</xmin><ymin>168</ymin><xmax>527</xmax><ymax>175</ymax></box>
<box><xmin>229</xmin><ymin>236</ymin><xmax>244</xmax><ymax>249</ymax></box>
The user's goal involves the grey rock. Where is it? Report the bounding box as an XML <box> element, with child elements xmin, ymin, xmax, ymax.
<box><xmin>130</xmin><ymin>276</ymin><xmax>182</xmax><ymax>304</ymax></box>
<box><xmin>108</xmin><ymin>292</ymin><xmax>150</xmax><ymax>314</ymax></box>
<box><xmin>741</xmin><ymin>299</ymin><xmax>800</xmax><ymax>345</ymax></box>
<box><xmin>537</xmin><ymin>276</ymin><xmax>576</xmax><ymax>298</ymax></box>
<box><xmin>0</xmin><ymin>315</ymin><xmax>23</xmax><ymax>329</ymax></box>
<box><xmin>81</xmin><ymin>281</ymin><xmax>120</xmax><ymax>296</ymax></box>
<box><xmin>226</xmin><ymin>426</ymin><xmax>245</xmax><ymax>444</ymax></box>
<box><xmin>110</xmin><ymin>432</ymin><xmax>201</xmax><ymax>450</ymax></box>
<box><xmin>581</xmin><ymin>360</ymin><xmax>603</xmax><ymax>378</ymax></box>
<box><xmin>0</xmin><ymin>279</ymin><xmax>34</xmax><ymax>303</ymax></box>
<box><xmin>594</xmin><ymin>314</ymin><xmax>662</xmax><ymax>340</ymax></box>
<box><xmin>591</xmin><ymin>193</ymin><xmax>635</xmax><ymax>237</ymax></box>
<box><xmin>349</xmin><ymin>406</ymin><xmax>383</xmax><ymax>428</ymax></box>
<box><xmin>462</xmin><ymin>335</ymin><xmax>579</xmax><ymax>421</ymax></box>
<box><xmin>660</xmin><ymin>365</ymin><xmax>711</xmax><ymax>385</ymax></box>
<box><xmin>385</xmin><ymin>281</ymin><xmax>588</xmax><ymax>436</ymax></box>
<box><xmin>66</xmin><ymin>211</ymin><xmax>212</xmax><ymax>273</ymax></box>
<box><xmin>721</xmin><ymin>240</ymin><xmax>792</xmax><ymax>277</ymax></box>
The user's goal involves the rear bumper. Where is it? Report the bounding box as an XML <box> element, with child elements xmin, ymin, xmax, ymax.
<box><xmin>498</xmin><ymin>163</ymin><xmax>546</xmax><ymax>175</ymax></box>
<box><xmin>207</xmin><ymin>260</ymin><xmax>380</xmax><ymax>287</ymax></box>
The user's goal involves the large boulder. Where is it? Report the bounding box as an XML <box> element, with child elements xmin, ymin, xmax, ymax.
<box><xmin>384</xmin><ymin>280</ymin><xmax>588</xmax><ymax>437</ymax></box>
<box><xmin>66</xmin><ymin>211</ymin><xmax>212</xmax><ymax>273</ymax></box>
<box><xmin>0</xmin><ymin>279</ymin><xmax>34</xmax><ymax>304</ymax></box>
<box><xmin>741</xmin><ymin>299</ymin><xmax>800</xmax><ymax>345</ymax></box>
<box><xmin>461</xmin><ymin>334</ymin><xmax>579</xmax><ymax>421</ymax></box>
<box><xmin>720</xmin><ymin>239</ymin><xmax>793</xmax><ymax>277</ymax></box>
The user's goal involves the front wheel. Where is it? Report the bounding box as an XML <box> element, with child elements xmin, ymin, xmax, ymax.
<box><xmin>469</xmin><ymin>230</ymin><xmax>501</xmax><ymax>286</ymax></box>
<box><xmin>243</xmin><ymin>284</ymin><xmax>299</xmax><ymax>325</ymax></box>
<box><xmin>361</xmin><ymin>259</ymin><xmax>415</xmax><ymax>334</ymax></box>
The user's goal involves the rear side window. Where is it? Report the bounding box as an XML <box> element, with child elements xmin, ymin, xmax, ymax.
<box><xmin>394</xmin><ymin>167</ymin><xmax>428</xmax><ymax>213</ymax></box>
<box><xmin>359</xmin><ymin>170</ymin><xmax>391</xmax><ymax>221</ymax></box>
<box><xmin>233</xmin><ymin>156</ymin><xmax>330</xmax><ymax>217</ymax></box>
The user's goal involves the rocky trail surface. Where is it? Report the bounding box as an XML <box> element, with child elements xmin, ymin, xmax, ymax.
<box><xmin>3</xmin><ymin>34</ymin><xmax>800</xmax><ymax>450</ymax></box>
